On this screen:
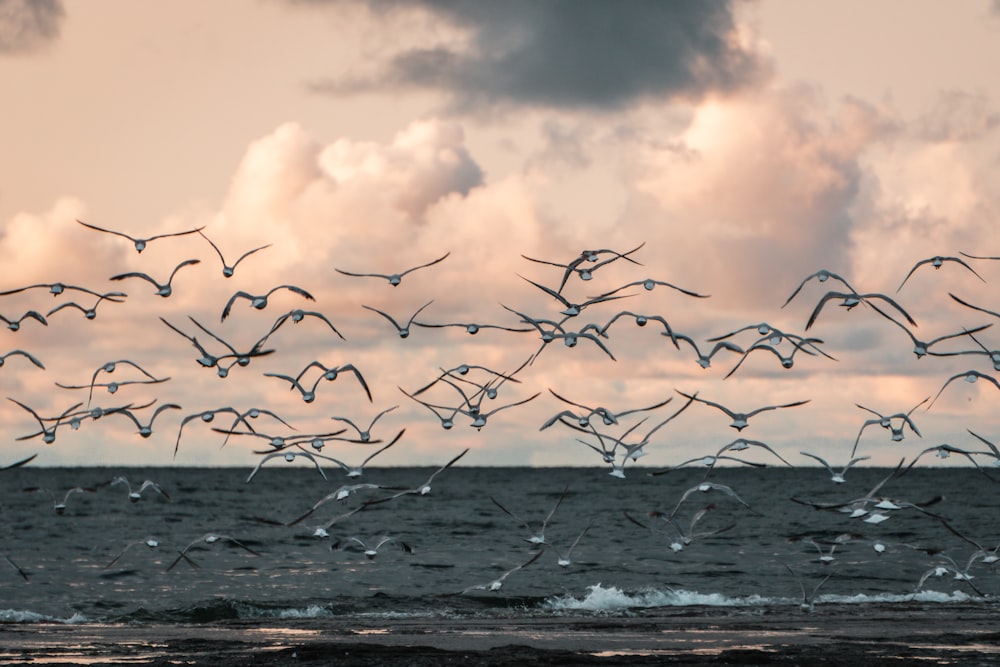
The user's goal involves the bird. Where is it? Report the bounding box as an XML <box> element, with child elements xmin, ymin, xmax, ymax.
<box><xmin>722</xmin><ymin>337</ymin><xmax>830</xmax><ymax>379</ymax></box>
<box><xmin>269</xmin><ymin>360</ymin><xmax>373</xmax><ymax>403</ymax></box>
<box><xmin>489</xmin><ymin>485</ymin><xmax>569</xmax><ymax>546</ymax></box>
<box><xmin>365</xmin><ymin>447</ymin><xmax>469</xmax><ymax>504</ymax></box>
<box><xmin>517</xmin><ymin>274</ymin><xmax>633</xmax><ymax>317</ymax></box>
<box><xmin>460</xmin><ymin>549</ymin><xmax>543</xmax><ymax>594</ymax></box>
<box><xmin>852</xmin><ymin>398</ymin><xmax>927</xmax><ymax>456</ymax></box>
<box><xmin>9</xmin><ymin>398</ymin><xmax>84</xmax><ymax>444</ymax></box>
<box><xmin>929</xmin><ymin>328</ymin><xmax>1000</xmax><ymax>372</ymax></box>
<box><xmin>221</xmin><ymin>284</ymin><xmax>316</xmax><ymax>321</ymax></box>
<box><xmin>949</xmin><ymin>293</ymin><xmax>1000</xmax><ymax>320</ymax></box>
<box><xmin>412</xmin><ymin>318</ymin><xmax>533</xmax><ymax>336</ymax></box>
<box><xmin>330</xmin><ymin>405</ymin><xmax>398</xmax><ymax>443</ymax></box>
<box><xmin>780</xmin><ymin>269</ymin><xmax>858</xmax><ymax>309</ymax></box>
<box><xmin>109</xmin><ymin>258</ymin><xmax>201</xmax><ymax>297</ymax></box>
<box><xmin>804</xmin><ymin>291</ymin><xmax>916</xmax><ymax>330</ymax></box>
<box><xmin>197</xmin><ymin>229</ymin><xmax>271</xmax><ymax>278</ymax></box>
<box><xmin>286</xmin><ymin>482</ymin><xmax>406</xmax><ymax>526</ymax></box>
<box><xmin>24</xmin><ymin>485</ymin><xmax>99</xmax><ymax>514</ymax></box>
<box><xmin>335</xmin><ymin>252</ymin><xmax>451</xmax><ymax>286</ymax></box>
<box><xmin>871</xmin><ymin>303</ymin><xmax>992</xmax><ymax>359</ymax></box>
<box><xmin>331</xmin><ymin>536</ymin><xmax>412</xmax><ymax>560</ymax></box>
<box><xmin>361</xmin><ymin>301</ymin><xmax>434</xmax><ymax>339</ymax></box>
<box><xmin>105</xmin><ymin>401</ymin><xmax>182</xmax><ymax>438</ymax></box>
<box><xmin>901</xmin><ymin>443</ymin><xmax>997</xmax><ymax>481</ymax></box>
<box><xmin>0</xmin><ymin>281</ymin><xmax>123</xmax><ymax>300</ymax></box>
<box><xmin>897</xmin><ymin>255</ymin><xmax>986</xmax><ymax>292</ymax></box>
<box><xmin>245</xmin><ymin>451</ymin><xmax>329</xmax><ymax>483</ymax></box>
<box><xmin>0</xmin><ymin>310</ymin><xmax>47</xmax><ymax>332</ymax></box>
<box><xmin>0</xmin><ymin>350</ymin><xmax>45</xmax><ymax>370</ymax></box>
<box><xmin>4</xmin><ymin>554</ymin><xmax>29</xmax><ymax>582</ymax></box>
<box><xmin>799</xmin><ymin>452</ymin><xmax>870</xmax><ymax>483</ymax></box>
<box><xmin>399</xmin><ymin>386</ymin><xmax>464</xmax><ymax>430</ymax></box>
<box><xmin>676</xmin><ymin>391</ymin><xmax>810</xmax><ymax>431</ymax></box>
<box><xmin>626</xmin><ymin>505</ymin><xmax>734</xmax><ymax>553</ymax></box>
<box><xmin>58</xmin><ymin>358</ymin><xmax>168</xmax><ymax>408</ymax></box>
<box><xmin>1</xmin><ymin>453</ymin><xmax>38</xmax><ymax>470</ymax></box>
<box><xmin>915</xmin><ymin>553</ymin><xmax>985</xmax><ymax>597</ymax></box>
<box><xmin>595</xmin><ymin>310</ymin><xmax>679</xmax><ymax>343</ymax></box>
<box><xmin>667</xmin><ymin>333</ymin><xmax>744</xmax><ymax>369</ymax></box>
<box><xmin>76</xmin><ymin>219</ymin><xmax>206</xmax><ymax>253</ymax></box>
<box><xmin>541</xmin><ymin>388</ymin><xmax>674</xmax><ymax>429</ymax></box>
<box><xmin>548</xmin><ymin>522</ymin><xmax>592</xmax><ymax>567</ymax></box>
<box><xmin>520</xmin><ymin>242</ymin><xmax>645</xmax><ymax>293</ymax></box>
<box><xmin>669</xmin><ymin>481</ymin><xmax>757</xmax><ymax>519</ymax></box>
<box><xmin>173</xmin><ymin>406</ymin><xmax>294</xmax><ymax>457</ymax></box>
<box><xmin>165</xmin><ymin>533</ymin><xmax>261</xmax><ymax>571</ymax></box>
<box><xmin>313</xmin><ymin>428</ymin><xmax>404</xmax><ymax>478</ymax></box>
<box><xmin>109</xmin><ymin>476</ymin><xmax>171</xmax><ymax>503</ymax></box>
<box><xmin>532</xmin><ymin>328</ymin><xmax>618</xmax><ymax>363</ymax></box>
<box><xmin>783</xmin><ymin>563</ymin><xmax>833</xmax><ymax>613</ymax></box>
<box><xmin>103</xmin><ymin>537</ymin><xmax>160</xmax><ymax>569</ymax></box>
<box><xmin>927</xmin><ymin>370</ymin><xmax>1000</xmax><ymax>410</ymax></box>
<box><xmin>183</xmin><ymin>316</ymin><xmax>277</xmax><ymax>376</ymax></box>
<box><xmin>259</xmin><ymin>309</ymin><xmax>345</xmax><ymax>342</ymax></box>
<box><xmin>938</xmin><ymin>519</ymin><xmax>1000</xmax><ymax>566</ymax></box>
<box><xmin>590</xmin><ymin>277</ymin><xmax>710</xmax><ymax>300</ymax></box>
<box><xmin>44</xmin><ymin>291</ymin><xmax>127</xmax><ymax>321</ymax></box>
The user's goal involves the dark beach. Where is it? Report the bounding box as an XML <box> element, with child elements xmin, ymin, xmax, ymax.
<box><xmin>3</xmin><ymin>604</ymin><xmax>999</xmax><ymax>666</ymax></box>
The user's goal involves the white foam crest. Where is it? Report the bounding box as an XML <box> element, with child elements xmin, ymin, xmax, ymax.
<box><xmin>543</xmin><ymin>584</ymin><xmax>771</xmax><ymax>611</ymax></box>
<box><xmin>276</xmin><ymin>605</ymin><xmax>332</xmax><ymax>619</ymax></box>
<box><xmin>0</xmin><ymin>609</ymin><xmax>91</xmax><ymax>624</ymax></box>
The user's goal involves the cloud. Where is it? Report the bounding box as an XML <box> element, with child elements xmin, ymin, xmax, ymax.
<box><xmin>0</xmin><ymin>0</ymin><xmax>64</xmax><ymax>55</ymax></box>
<box><xmin>914</xmin><ymin>90</ymin><xmax>1000</xmax><ymax>143</ymax></box>
<box><xmin>302</xmin><ymin>0</ymin><xmax>769</xmax><ymax>111</ymax></box>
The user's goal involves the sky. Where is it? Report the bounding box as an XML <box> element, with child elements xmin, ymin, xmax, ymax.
<box><xmin>1</xmin><ymin>0</ymin><xmax>1000</xmax><ymax>472</ymax></box>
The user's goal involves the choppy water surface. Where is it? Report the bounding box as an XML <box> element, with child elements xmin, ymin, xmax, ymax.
<box><xmin>1</xmin><ymin>466</ymin><xmax>998</xmax><ymax>624</ymax></box>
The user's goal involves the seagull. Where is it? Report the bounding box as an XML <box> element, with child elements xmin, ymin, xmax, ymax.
<box><xmin>870</xmin><ymin>302</ymin><xmax>992</xmax><ymax>359</ymax></box>
<box><xmin>649</xmin><ymin>454</ymin><xmax>766</xmax><ymax>478</ymax></box>
<box><xmin>330</xmin><ymin>405</ymin><xmax>398</xmax><ymax>442</ymax></box>
<box><xmin>103</xmin><ymin>537</ymin><xmax>160</xmax><ymax>569</ymax></box>
<box><xmin>929</xmin><ymin>328</ymin><xmax>1000</xmax><ymax>372</ymax></box>
<box><xmin>949</xmin><ymin>293</ymin><xmax>1000</xmax><ymax>320</ymax></box>
<box><xmin>460</xmin><ymin>550</ymin><xmax>543</xmax><ymax>594</ymax></box>
<box><xmin>1</xmin><ymin>453</ymin><xmax>38</xmax><ymax>470</ymax></box>
<box><xmin>0</xmin><ymin>281</ymin><xmax>122</xmax><ymax>299</ymax></box>
<box><xmin>489</xmin><ymin>484</ymin><xmax>569</xmax><ymax>546</ymax></box>
<box><xmin>109</xmin><ymin>258</ymin><xmax>201</xmax><ymax>297</ymax></box>
<box><xmin>927</xmin><ymin>370</ymin><xmax>1000</xmax><ymax>410</ymax></box>
<box><xmin>626</xmin><ymin>505</ymin><xmax>735</xmax><ymax>553</ymax></box>
<box><xmin>165</xmin><ymin>533</ymin><xmax>261</xmax><ymax>571</ymax></box>
<box><xmin>399</xmin><ymin>386</ymin><xmax>463</xmax><ymax>430</ymax></box>
<box><xmin>915</xmin><ymin>553</ymin><xmax>985</xmax><ymax>597</ymax></box>
<box><xmin>106</xmin><ymin>401</ymin><xmax>182</xmax><ymax>438</ymax></box>
<box><xmin>897</xmin><ymin>255</ymin><xmax>986</xmax><ymax>292</ymax></box>
<box><xmin>500</xmin><ymin>304</ymin><xmax>571</xmax><ymax>343</ymax></box>
<box><xmin>595</xmin><ymin>310</ymin><xmax>679</xmax><ymax>345</ymax></box>
<box><xmin>667</xmin><ymin>333</ymin><xmax>744</xmax><ymax>369</ymax></box>
<box><xmin>799</xmin><ymin>452</ymin><xmax>870</xmax><ymax>483</ymax></box>
<box><xmin>362</xmin><ymin>301</ymin><xmax>434</xmax><ymax>339</ymax></box>
<box><xmin>4</xmin><ymin>554</ymin><xmax>29</xmax><ymax>582</ymax></box>
<box><xmin>184</xmin><ymin>316</ymin><xmax>277</xmax><ymax>376</ymax></box>
<box><xmin>245</xmin><ymin>450</ymin><xmax>329</xmax><ymax>483</ymax></box>
<box><xmin>221</xmin><ymin>284</ymin><xmax>316</xmax><ymax>321</ymax></box>
<box><xmin>76</xmin><ymin>220</ymin><xmax>206</xmax><ymax>253</ymax></box>
<box><xmin>548</xmin><ymin>522</ymin><xmax>592</xmax><ymax>567</ymax></box>
<box><xmin>174</xmin><ymin>406</ymin><xmax>294</xmax><ymax>457</ymax></box>
<box><xmin>542</xmin><ymin>388</ymin><xmax>674</xmax><ymax>429</ymax></box>
<box><xmin>590</xmin><ymin>277</ymin><xmax>710</xmax><ymax>300</ymax></box>
<box><xmin>412</xmin><ymin>318</ymin><xmax>533</xmax><ymax>336</ymax></box>
<box><xmin>332</xmin><ymin>536</ymin><xmax>412</xmax><ymax>560</ymax></box>
<box><xmin>335</xmin><ymin>251</ymin><xmax>451</xmax><ymax>286</ymax></box>
<box><xmin>0</xmin><ymin>350</ymin><xmax>45</xmax><ymax>370</ymax></box>
<box><xmin>781</xmin><ymin>269</ymin><xmax>858</xmax><ymax>309</ymax></box>
<box><xmin>532</xmin><ymin>328</ymin><xmax>618</xmax><ymax>363</ymax></box>
<box><xmin>901</xmin><ymin>443</ymin><xmax>997</xmax><ymax>481</ymax></box>
<box><xmin>263</xmin><ymin>371</ymin><xmax>326</xmax><ymax>404</ymax></box>
<box><xmin>9</xmin><ymin>398</ymin><xmax>84</xmax><ymax>444</ymax></box>
<box><xmin>286</xmin><ymin>482</ymin><xmax>406</xmax><ymax>526</ymax></box>
<box><xmin>783</xmin><ymin>563</ymin><xmax>833</xmax><ymax>613</ymax></box>
<box><xmin>109</xmin><ymin>476</ymin><xmax>171</xmax><ymax>503</ymax></box>
<box><xmin>57</xmin><ymin>358</ymin><xmax>167</xmax><ymax>407</ymax></box>
<box><xmin>521</xmin><ymin>242</ymin><xmax>645</xmax><ymax>293</ymax></box>
<box><xmin>517</xmin><ymin>273</ymin><xmax>633</xmax><ymax>317</ymax></box>
<box><xmin>24</xmin><ymin>485</ymin><xmax>99</xmax><ymax>514</ymax></box>
<box><xmin>314</xmin><ymin>428</ymin><xmax>404</xmax><ymax>478</ymax></box>
<box><xmin>939</xmin><ymin>519</ymin><xmax>1000</xmax><ymax>566</ymax></box>
<box><xmin>722</xmin><ymin>337</ymin><xmax>830</xmax><ymax>379</ymax></box>
<box><xmin>0</xmin><ymin>310</ymin><xmax>47</xmax><ymax>332</ymax></box>
<box><xmin>45</xmin><ymin>291</ymin><xmax>128</xmax><ymax>321</ymax></box>
<box><xmin>669</xmin><ymin>481</ymin><xmax>757</xmax><ymax>519</ymax></box>
<box><xmin>197</xmin><ymin>229</ymin><xmax>271</xmax><ymax>278</ymax></box>
<box><xmin>804</xmin><ymin>291</ymin><xmax>916</xmax><ymax>330</ymax></box>
<box><xmin>676</xmin><ymin>391</ymin><xmax>810</xmax><ymax>431</ymax></box>
<box><xmin>270</xmin><ymin>360</ymin><xmax>373</xmax><ymax>403</ymax></box>
<box><xmin>260</xmin><ymin>309</ymin><xmax>346</xmax><ymax>342</ymax></box>
<box><xmin>366</xmin><ymin>447</ymin><xmax>469</xmax><ymax>505</ymax></box>
<box><xmin>852</xmin><ymin>397</ymin><xmax>927</xmax><ymax>456</ymax></box>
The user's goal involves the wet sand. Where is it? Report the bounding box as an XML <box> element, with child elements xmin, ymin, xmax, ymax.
<box><xmin>3</xmin><ymin>605</ymin><xmax>999</xmax><ymax>666</ymax></box>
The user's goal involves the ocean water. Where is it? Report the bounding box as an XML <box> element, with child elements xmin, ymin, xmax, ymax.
<box><xmin>1</xmin><ymin>465</ymin><xmax>998</xmax><ymax>625</ymax></box>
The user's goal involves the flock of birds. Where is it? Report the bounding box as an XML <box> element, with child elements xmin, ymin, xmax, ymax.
<box><xmin>2</xmin><ymin>219</ymin><xmax>1000</xmax><ymax>606</ymax></box>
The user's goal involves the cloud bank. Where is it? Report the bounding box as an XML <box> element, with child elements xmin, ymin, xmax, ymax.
<box><xmin>0</xmin><ymin>0</ymin><xmax>64</xmax><ymax>55</ymax></box>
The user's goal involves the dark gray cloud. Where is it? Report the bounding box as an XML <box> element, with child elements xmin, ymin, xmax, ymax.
<box><xmin>0</xmin><ymin>0</ymin><xmax>64</xmax><ymax>55</ymax></box>
<box><xmin>303</xmin><ymin>0</ymin><xmax>768</xmax><ymax>111</ymax></box>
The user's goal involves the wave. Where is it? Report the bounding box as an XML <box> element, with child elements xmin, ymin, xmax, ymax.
<box><xmin>0</xmin><ymin>609</ymin><xmax>90</xmax><ymax>624</ymax></box>
<box><xmin>542</xmin><ymin>583</ymin><xmax>981</xmax><ymax>612</ymax></box>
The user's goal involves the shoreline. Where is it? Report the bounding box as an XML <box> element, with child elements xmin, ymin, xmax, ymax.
<box><xmin>3</xmin><ymin>605</ymin><xmax>999</xmax><ymax>666</ymax></box>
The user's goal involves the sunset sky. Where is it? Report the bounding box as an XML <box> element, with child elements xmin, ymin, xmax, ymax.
<box><xmin>2</xmin><ymin>0</ymin><xmax>999</xmax><ymax>472</ymax></box>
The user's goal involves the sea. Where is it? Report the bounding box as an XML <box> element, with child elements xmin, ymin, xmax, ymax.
<box><xmin>2</xmin><ymin>463</ymin><xmax>997</xmax><ymax>629</ymax></box>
